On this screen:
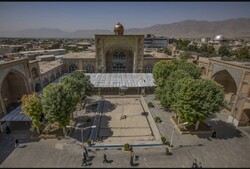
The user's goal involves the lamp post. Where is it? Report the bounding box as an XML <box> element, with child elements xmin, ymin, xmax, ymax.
<box><xmin>120</xmin><ymin>86</ymin><xmax>128</xmax><ymax>118</ymax></box>
<box><xmin>169</xmin><ymin>122</ymin><xmax>188</xmax><ymax>150</ymax></box>
<box><xmin>66</xmin><ymin>125</ymin><xmax>96</xmax><ymax>147</ymax></box>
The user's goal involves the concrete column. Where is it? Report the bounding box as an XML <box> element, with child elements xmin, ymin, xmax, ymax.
<box><xmin>79</xmin><ymin>60</ymin><xmax>83</xmax><ymax>70</ymax></box>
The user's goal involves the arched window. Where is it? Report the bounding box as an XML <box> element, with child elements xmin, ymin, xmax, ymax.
<box><xmin>112</xmin><ymin>51</ymin><xmax>126</xmax><ymax>73</ymax></box>
<box><xmin>42</xmin><ymin>77</ymin><xmax>49</xmax><ymax>87</ymax></box>
<box><xmin>56</xmin><ymin>71</ymin><xmax>60</xmax><ymax>78</ymax></box>
<box><xmin>113</xmin><ymin>51</ymin><xmax>126</xmax><ymax>60</ymax></box>
<box><xmin>144</xmin><ymin>65</ymin><xmax>153</xmax><ymax>73</ymax></box>
<box><xmin>50</xmin><ymin>74</ymin><xmax>55</xmax><ymax>82</ymax></box>
<box><xmin>31</xmin><ymin>67</ymin><xmax>39</xmax><ymax>79</ymax></box>
<box><xmin>86</xmin><ymin>64</ymin><xmax>94</xmax><ymax>73</ymax></box>
<box><xmin>69</xmin><ymin>64</ymin><xmax>77</xmax><ymax>73</ymax></box>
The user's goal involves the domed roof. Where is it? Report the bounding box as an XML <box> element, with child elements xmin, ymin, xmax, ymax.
<box><xmin>114</xmin><ymin>22</ymin><xmax>124</xmax><ymax>35</ymax></box>
<box><xmin>214</xmin><ymin>34</ymin><xmax>225</xmax><ymax>41</ymax></box>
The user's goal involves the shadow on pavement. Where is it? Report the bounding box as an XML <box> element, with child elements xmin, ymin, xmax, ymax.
<box><xmin>195</xmin><ymin>120</ymin><xmax>243</xmax><ymax>140</ymax></box>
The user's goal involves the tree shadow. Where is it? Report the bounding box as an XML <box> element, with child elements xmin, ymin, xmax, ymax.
<box><xmin>195</xmin><ymin>120</ymin><xmax>243</xmax><ymax>140</ymax></box>
<box><xmin>101</xmin><ymin>100</ymin><xmax>117</xmax><ymax>114</ymax></box>
<box><xmin>0</xmin><ymin>121</ymin><xmax>42</xmax><ymax>164</ymax></box>
<box><xmin>97</xmin><ymin>115</ymin><xmax>113</xmax><ymax>142</ymax></box>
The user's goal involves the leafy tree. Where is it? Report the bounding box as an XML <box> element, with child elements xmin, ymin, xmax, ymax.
<box><xmin>21</xmin><ymin>93</ymin><xmax>43</xmax><ymax>133</ymax></box>
<box><xmin>180</xmin><ymin>52</ymin><xmax>192</xmax><ymax>60</ymax></box>
<box><xmin>173</xmin><ymin>77</ymin><xmax>224</xmax><ymax>130</ymax></box>
<box><xmin>42</xmin><ymin>83</ymin><xmax>76</xmax><ymax>133</ymax></box>
<box><xmin>187</xmin><ymin>45</ymin><xmax>198</xmax><ymax>52</ymax></box>
<box><xmin>152</xmin><ymin>60</ymin><xmax>177</xmax><ymax>87</ymax></box>
<box><xmin>218</xmin><ymin>46</ymin><xmax>231</xmax><ymax>57</ymax></box>
<box><xmin>60</xmin><ymin>71</ymin><xmax>93</xmax><ymax>105</ymax></box>
<box><xmin>163</xmin><ymin>48</ymin><xmax>172</xmax><ymax>55</ymax></box>
<box><xmin>234</xmin><ymin>47</ymin><xmax>250</xmax><ymax>61</ymax></box>
<box><xmin>176</xmin><ymin>60</ymin><xmax>201</xmax><ymax>79</ymax></box>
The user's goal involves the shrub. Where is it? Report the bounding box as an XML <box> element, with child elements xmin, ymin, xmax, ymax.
<box><xmin>87</xmin><ymin>139</ymin><xmax>92</xmax><ymax>145</ymax></box>
<box><xmin>155</xmin><ymin>116</ymin><xmax>162</xmax><ymax>123</ymax></box>
<box><xmin>147</xmin><ymin>102</ymin><xmax>154</xmax><ymax>108</ymax></box>
<box><xmin>161</xmin><ymin>136</ymin><xmax>167</xmax><ymax>144</ymax></box>
<box><xmin>123</xmin><ymin>143</ymin><xmax>131</xmax><ymax>151</ymax></box>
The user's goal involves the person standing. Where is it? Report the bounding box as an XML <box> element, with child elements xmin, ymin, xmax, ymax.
<box><xmin>198</xmin><ymin>162</ymin><xmax>202</xmax><ymax>168</ymax></box>
<box><xmin>83</xmin><ymin>146</ymin><xmax>89</xmax><ymax>159</ymax></box>
<box><xmin>103</xmin><ymin>153</ymin><xmax>108</xmax><ymax>163</ymax></box>
<box><xmin>15</xmin><ymin>139</ymin><xmax>20</xmax><ymax>148</ymax></box>
<box><xmin>130</xmin><ymin>150</ymin><xmax>134</xmax><ymax>166</ymax></box>
<box><xmin>212</xmin><ymin>131</ymin><xmax>217</xmax><ymax>138</ymax></box>
<box><xmin>81</xmin><ymin>152</ymin><xmax>88</xmax><ymax>166</ymax></box>
<box><xmin>192</xmin><ymin>159</ymin><xmax>197</xmax><ymax>168</ymax></box>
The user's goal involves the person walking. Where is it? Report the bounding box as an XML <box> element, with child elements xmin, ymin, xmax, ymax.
<box><xmin>211</xmin><ymin>131</ymin><xmax>217</xmax><ymax>138</ymax></box>
<box><xmin>130</xmin><ymin>150</ymin><xmax>134</xmax><ymax>166</ymax></box>
<box><xmin>15</xmin><ymin>139</ymin><xmax>20</xmax><ymax>148</ymax></box>
<box><xmin>192</xmin><ymin>159</ymin><xmax>197</xmax><ymax>168</ymax></box>
<box><xmin>103</xmin><ymin>153</ymin><xmax>108</xmax><ymax>163</ymax></box>
<box><xmin>81</xmin><ymin>152</ymin><xmax>88</xmax><ymax>166</ymax></box>
<box><xmin>83</xmin><ymin>146</ymin><xmax>89</xmax><ymax>159</ymax></box>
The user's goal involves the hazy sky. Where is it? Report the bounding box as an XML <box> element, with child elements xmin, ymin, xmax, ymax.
<box><xmin>0</xmin><ymin>2</ymin><xmax>250</xmax><ymax>32</ymax></box>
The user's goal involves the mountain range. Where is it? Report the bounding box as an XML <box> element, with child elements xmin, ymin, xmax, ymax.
<box><xmin>1</xmin><ymin>18</ymin><xmax>250</xmax><ymax>39</ymax></box>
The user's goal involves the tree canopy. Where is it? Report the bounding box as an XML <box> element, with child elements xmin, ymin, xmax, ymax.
<box><xmin>21</xmin><ymin>93</ymin><xmax>43</xmax><ymax>132</ymax></box>
<box><xmin>173</xmin><ymin>77</ymin><xmax>224</xmax><ymax>125</ymax></box>
<box><xmin>42</xmin><ymin>83</ymin><xmax>75</xmax><ymax>128</ymax></box>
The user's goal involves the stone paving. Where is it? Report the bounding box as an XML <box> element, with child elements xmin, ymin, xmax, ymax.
<box><xmin>1</xmin><ymin>94</ymin><xmax>250</xmax><ymax>168</ymax></box>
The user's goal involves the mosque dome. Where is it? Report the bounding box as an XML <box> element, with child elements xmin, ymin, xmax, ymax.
<box><xmin>114</xmin><ymin>22</ymin><xmax>124</xmax><ymax>35</ymax></box>
<box><xmin>214</xmin><ymin>34</ymin><xmax>225</xmax><ymax>41</ymax></box>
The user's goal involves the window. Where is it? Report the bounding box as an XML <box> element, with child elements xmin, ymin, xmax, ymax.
<box><xmin>86</xmin><ymin>64</ymin><xmax>94</xmax><ymax>73</ymax></box>
<box><xmin>145</xmin><ymin>65</ymin><xmax>153</xmax><ymax>73</ymax></box>
<box><xmin>42</xmin><ymin>77</ymin><xmax>49</xmax><ymax>87</ymax></box>
<box><xmin>69</xmin><ymin>64</ymin><xmax>77</xmax><ymax>73</ymax></box>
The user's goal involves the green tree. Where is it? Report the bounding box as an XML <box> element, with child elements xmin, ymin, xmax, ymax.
<box><xmin>187</xmin><ymin>44</ymin><xmax>198</xmax><ymax>52</ymax></box>
<box><xmin>234</xmin><ymin>47</ymin><xmax>250</xmax><ymax>61</ymax></box>
<box><xmin>42</xmin><ymin>83</ymin><xmax>76</xmax><ymax>133</ymax></box>
<box><xmin>218</xmin><ymin>46</ymin><xmax>231</xmax><ymax>57</ymax></box>
<box><xmin>176</xmin><ymin>60</ymin><xmax>201</xmax><ymax>79</ymax></box>
<box><xmin>163</xmin><ymin>48</ymin><xmax>172</xmax><ymax>55</ymax></box>
<box><xmin>173</xmin><ymin>77</ymin><xmax>224</xmax><ymax>130</ymax></box>
<box><xmin>179</xmin><ymin>52</ymin><xmax>192</xmax><ymax>60</ymax></box>
<box><xmin>21</xmin><ymin>93</ymin><xmax>43</xmax><ymax>134</ymax></box>
<box><xmin>60</xmin><ymin>71</ymin><xmax>93</xmax><ymax>105</ymax></box>
<box><xmin>152</xmin><ymin>60</ymin><xmax>177</xmax><ymax>87</ymax></box>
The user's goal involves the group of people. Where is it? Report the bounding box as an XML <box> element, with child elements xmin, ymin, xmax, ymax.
<box><xmin>192</xmin><ymin>159</ymin><xmax>202</xmax><ymax>168</ymax></box>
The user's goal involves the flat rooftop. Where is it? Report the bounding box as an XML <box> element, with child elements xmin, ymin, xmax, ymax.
<box><xmin>62</xmin><ymin>51</ymin><xmax>96</xmax><ymax>59</ymax></box>
<box><xmin>39</xmin><ymin>60</ymin><xmax>63</xmax><ymax>74</ymax></box>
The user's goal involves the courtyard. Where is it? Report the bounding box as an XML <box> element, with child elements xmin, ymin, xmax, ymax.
<box><xmin>0</xmin><ymin>94</ymin><xmax>250</xmax><ymax>168</ymax></box>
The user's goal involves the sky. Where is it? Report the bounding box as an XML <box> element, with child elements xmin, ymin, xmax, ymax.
<box><xmin>0</xmin><ymin>2</ymin><xmax>250</xmax><ymax>32</ymax></box>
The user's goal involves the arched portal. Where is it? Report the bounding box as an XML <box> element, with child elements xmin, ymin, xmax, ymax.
<box><xmin>35</xmin><ymin>83</ymin><xmax>42</xmax><ymax>92</ymax></box>
<box><xmin>42</xmin><ymin>77</ymin><xmax>49</xmax><ymax>87</ymax></box>
<box><xmin>31</xmin><ymin>67</ymin><xmax>39</xmax><ymax>79</ymax></box>
<box><xmin>50</xmin><ymin>74</ymin><xmax>55</xmax><ymax>82</ymax></box>
<box><xmin>200</xmin><ymin>67</ymin><xmax>206</xmax><ymax>76</ymax></box>
<box><xmin>212</xmin><ymin>70</ymin><xmax>237</xmax><ymax>94</ymax></box>
<box><xmin>112</xmin><ymin>51</ymin><xmax>126</xmax><ymax>73</ymax></box>
<box><xmin>1</xmin><ymin>71</ymin><xmax>28</xmax><ymax>113</ymax></box>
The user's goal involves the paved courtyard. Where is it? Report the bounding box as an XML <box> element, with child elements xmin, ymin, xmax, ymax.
<box><xmin>0</xmin><ymin>94</ymin><xmax>250</xmax><ymax>167</ymax></box>
<box><xmin>97</xmin><ymin>97</ymin><xmax>160</xmax><ymax>144</ymax></box>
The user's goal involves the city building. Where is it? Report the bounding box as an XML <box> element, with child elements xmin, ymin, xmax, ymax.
<box><xmin>144</xmin><ymin>34</ymin><xmax>169</xmax><ymax>49</ymax></box>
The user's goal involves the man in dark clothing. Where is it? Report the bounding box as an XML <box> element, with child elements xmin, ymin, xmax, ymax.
<box><xmin>103</xmin><ymin>153</ymin><xmax>108</xmax><ymax>163</ymax></box>
<box><xmin>81</xmin><ymin>153</ymin><xmax>88</xmax><ymax>166</ymax></box>
<box><xmin>212</xmin><ymin>131</ymin><xmax>217</xmax><ymax>138</ymax></box>
<box><xmin>15</xmin><ymin>139</ymin><xmax>20</xmax><ymax>148</ymax></box>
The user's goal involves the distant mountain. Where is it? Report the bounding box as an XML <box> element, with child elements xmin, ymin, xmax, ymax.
<box><xmin>0</xmin><ymin>18</ymin><xmax>250</xmax><ymax>38</ymax></box>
